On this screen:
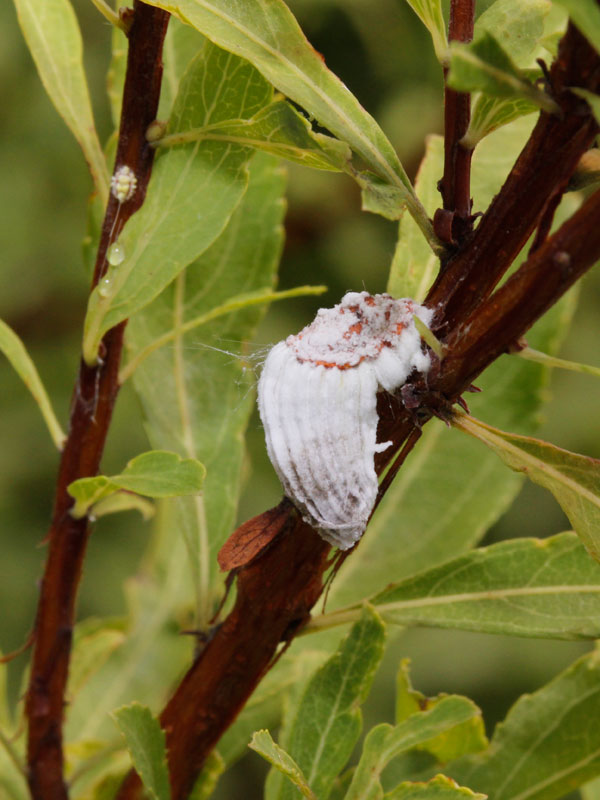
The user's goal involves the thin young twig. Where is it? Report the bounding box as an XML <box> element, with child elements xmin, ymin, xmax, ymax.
<box><xmin>436</xmin><ymin>0</ymin><xmax>475</xmax><ymax>247</ymax></box>
<box><xmin>25</xmin><ymin>7</ymin><xmax>170</xmax><ymax>798</ymax></box>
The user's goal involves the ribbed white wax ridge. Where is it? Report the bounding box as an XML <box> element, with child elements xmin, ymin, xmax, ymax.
<box><xmin>258</xmin><ymin>291</ymin><xmax>434</xmax><ymax>549</ymax></box>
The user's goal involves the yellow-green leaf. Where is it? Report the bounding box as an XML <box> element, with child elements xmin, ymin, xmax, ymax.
<box><xmin>67</xmin><ymin>450</ymin><xmax>205</xmax><ymax>519</ymax></box>
<box><xmin>453</xmin><ymin>413</ymin><xmax>600</xmax><ymax>562</ymax></box>
<box><xmin>13</xmin><ymin>0</ymin><xmax>109</xmax><ymax>204</ymax></box>
<box><xmin>0</xmin><ymin>318</ymin><xmax>65</xmax><ymax>449</ymax></box>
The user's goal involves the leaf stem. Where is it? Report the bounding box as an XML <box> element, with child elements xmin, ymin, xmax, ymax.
<box><xmin>88</xmin><ymin>0</ymin><xmax>127</xmax><ymax>31</ymax></box>
<box><xmin>517</xmin><ymin>347</ymin><xmax>600</xmax><ymax>379</ymax></box>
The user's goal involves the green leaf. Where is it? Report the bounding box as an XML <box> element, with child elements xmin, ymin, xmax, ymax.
<box><xmin>447</xmin><ymin>33</ymin><xmax>558</xmax><ymax>113</ymax></box>
<box><xmin>12</xmin><ymin>0</ymin><xmax>109</xmax><ymax>205</ymax></box>
<box><xmin>331</xmin><ymin>116</ymin><xmax>577</xmax><ymax>609</ymax></box>
<box><xmin>157</xmin><ymin>97</ymin><xmax>352</xmax><ymax>171</ymax></box>
<box><xmin>218</xmin><ymin>649</ymin><xmax>330</xmax><ymax>766</ymax></box>
<box><xmin>158</xmin><ymin>20</ymin><xmax>206</xmax><ymax>121</ymax></box>
<box><xmin>127</xmin><ymin>149</ymin><xmax>286</xmax><ymax>626</ymax></box>
<box><xmin>250</xmin><ymin>730</ymin><xmax>317</xmax><ymax>800</ymax></box>
<box><xmin>141</xmin><ymin>0</ymin><xmax>436</xmax><ymax>248</ymax></box>
<box><xmin>120</xmin><ymin>284</ymin><xmax>327</xmax><ymax>384</ymax></box>
<box><xmin>388</xmin><ymin>135</ymin><xmax>443</xmax><ymax>302</ymax></box>
<box><xmin>83</xmin><ymin>42</ymin><xmax>273</xmax><ymax>364</ymax></box>
<box><xmin>464</xmin><ymin>94</ymin><xmax>539</xmax><ymax>149</ymax></box>
<box><xmin>395</xmin><ymin>662</ymin><xmax>487</xmax><ymax>763</ymax></box>
<box><xmin>65</xmin><ymin>503</ymin><xmax>194</xmax><ymax>745</ymax></box>
<box><xmin>315</xmin><ymin>533</ymin><xmax>600</xmax><ymax>639</ymax></box>
<box><xmin>90</xmin><ymin>491</ymin><xmax>156</xmax><ymax>521</ymax></box>
<box><xmin>265</xmin><ymin>606</ymin><xmax>386</xmax><ymax>800</ymax></box>
<box><xmin>189</xmin><ymin>750</ymin><xmax>225</xmax><ymax>800</ymax></box>
<box><xmin>449</xmin><ymin>648</ymin><xmax>600</xmax><ymax>799</ymax></box>
<box><xmin>357</xmin><ymin>173</ymin><xmax>440</xmax><ymax>237</ymax></box>
<box><xmin>345</xmin><ymin>696</ymin><xmax>484</xmax><ymax>800</ymax></box>
<box><xmin>582</xmin><ymin>776</ymin><xmax>600</xmax><ymax>800</ymax></box>
<box><xmin>385</xmin><ymin>774</ymin><xmax>486</xmax><ymax>800</ymax></box>
<box><xmin>464</xmin><ymin>0</ymin><xmax>556</xmax><ymax>146</ymax></box>
<box><xmin>314</xmin><ymin>533</ymin><xmax>600</xmax><ymax>640</ymax></box>
<box><xmin>67</xmin><ymin>450</ymin><xmax>205</xmax><ymax>518</ymax></box>
<box><xmin>453</xmin><ymin>414</ymin><xmax>600</xmax><ymax>562</ymax></box>
<box><xmin>69</xmin><ymin>619</ymin><xmax>127</xmax><ymax>700</ymax></box>
<box><xmin>0</xmin><ymin>318</ymin><xmax>65</xmax><ymax>450</ymax></box>
<box><xmin>476</xmin><ymin>0</ymin><xmax>551</xmax><ymax>65</ymax></box>
<box><xmin>404</xmin><ymin>0</ymin><xmax>448</xmax><ymax>64</ymax></box>
<box><xmin>0</xmin><ymin>731</ymin><xmax>27</xmax><ymax>800</ymax></box>
<box><xmin>552</xmin><ymin>0</ymin><xmax>600</xmax><ymax>54</ymax></box>
<box><xmin>112</xmin><ymin>703</ymin><xmax>170</xmax><ymax>800</ymax></box>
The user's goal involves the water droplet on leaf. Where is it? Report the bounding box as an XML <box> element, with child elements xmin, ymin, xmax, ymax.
<box><xmin>107</xmin><ymin>241</ymin><xmax>125</xmax><ymax>266</ymax></box>
<box><xmin>98</xmin><ymin>277</ymin><xmax>113</xmax><ymax>298</ymax></box>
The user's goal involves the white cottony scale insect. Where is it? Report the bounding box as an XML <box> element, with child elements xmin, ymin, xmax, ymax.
<box><xmin>110</xmin><ymin>165</ymin><xmax>137</xmax><ymax>204</ymax></box>
<box><xmin>258</xmin><ymin>291</ymin><xmax>434</xmax><ymax>550</ymax></box>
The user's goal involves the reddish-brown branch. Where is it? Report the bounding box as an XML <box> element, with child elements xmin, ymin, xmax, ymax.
<box><xmin>439</xmin><ymin>187</ymin><xmax>600</xmax><ymax>393</ymax></box>
<box><xmin>116</xmin><ymin>517</ymin><xmax>331</xmax><ymax>800</ymax></box>
<box><xmin>116</xmin><ymin>184</ymin><xmax>600</xmax><ymax>800</ymax></box>
<box><xmin>25</xmin><ymin>7</ymin><xmax>170</xmax><ymax>798</ymax></box>
<box><xmin>428</xmin><ymin>23</ymin><xmax>600</xmax><ymax>330</ymax></box>
<box><xmin>110</xmin><ymin>15</ymin><xmax>600</xmax><ymax>800</ymax></box>
<box><xmin>436</xmin><ymin>0</ymin><xmax>475</xmax><ymax>246</ymax></box>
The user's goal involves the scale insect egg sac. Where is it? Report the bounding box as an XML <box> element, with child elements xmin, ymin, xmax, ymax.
<box><xmin>257</xmin><ymin>291</ymin><xmax>435</xmax><ymax>550</ymax></box>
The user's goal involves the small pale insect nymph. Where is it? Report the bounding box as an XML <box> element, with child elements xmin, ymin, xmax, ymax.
<box><xmin>110</xmin><ymin>165</ymin><xmax>137</xmax><ymax>204</ymax></box>
<box><xmin>258</xmin><ymin>291</ymin><xmax>434</xmax><ymax>550</ymax></box>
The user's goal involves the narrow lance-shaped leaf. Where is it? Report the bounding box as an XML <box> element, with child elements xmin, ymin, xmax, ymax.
<box><xmin>345</xmin><ymin>695</ymin><xmax>484</xmax><ymax>800</ymax></box>
<box><xmin>67</xmin><ymin>450</ymin><xmax>205</xmax><ymax>519</ymax></box>
<box><xmin>405</xmin><ymin>0</ymin><xmax>448</xmax><ymax>64</ymax></box>
<box><xmin>120</xmin><ymin>284</ymin><xmax>327</xmax><ymax>384</ymax></box>
<box><xmin>141</xmin><ymin>0</ymin><xmax>436</xmax><ymax>247</ymax></box>
<box><xmin>448</xmin><ymin>648</ymin><xmax>600</xmax><ymax>800</ymax></box>
<box><xmin>308</xmin><ymin>533</ymin><xmax>600</xmax><ymax>640</ymax></box>
<box><xmin>453</xmin><ymin>413</ymin><xmax>600</xmax><ymax>562</ymax></box>
<box><xmin>388</xmin><ymin>135</ymin><xmax>443</xmax><ymax>301</ymax></box>
<box><xmin>126</xmin><ymin>148</ymin><xmax>287</xmax><ymax>626</ymax></box>
<box><xmin>12</xmin><ymin>0</ymin><xmax>109</xmax><ymax>205</ymax></box>
<box><xmin>447</xmin><ymin>32</ymin><xmax>558</xmax><ymax>113</ymax></box>
<box><xmin>112</xmin><ymin>703</ymin><xmax>170</xmax><ymax>800</ymax></box>
<box><xmin>156</xmin><ymin>98</ymin><xmax>352</xmax><ymax>171</ymax></box>
<box><xmin>83</xmin><ymin>43</ymin><xmax>274</xmax><ymax>364</ymax></box>
<box><xmin>250</xmin><ymin>731</ymin><xmax>317</xmax><ymax>800</ymax></box>
<box><xmin>265</xmin><ymin>605</ymin><xmax>386</xmax><ymax>800</ymax></box>
<box><xmin>0</xmin><ymin>318</ymin><xmax>65</xmax><ymax>450</ymax></box>
<box><xmin>189</xmin><ymin>750</ymin><xmax>225</xmax><ymax>800</ymax></box>
<box><xmin>463</xmin><ymin>0</ymin><xmax>553</xmax><ymax>147</ymax></box>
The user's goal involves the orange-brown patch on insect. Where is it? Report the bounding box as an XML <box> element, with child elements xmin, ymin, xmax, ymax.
<box><xmin>344</xmin><ymin>322</ymin><xmax>363</xmax><ymax>338</ymax></box>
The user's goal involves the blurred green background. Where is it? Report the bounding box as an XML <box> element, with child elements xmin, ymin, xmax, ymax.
<box><xmin>1</xmin><ymin>0</ymin><xmax>599</xmax><ymax>795</ymax></box>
